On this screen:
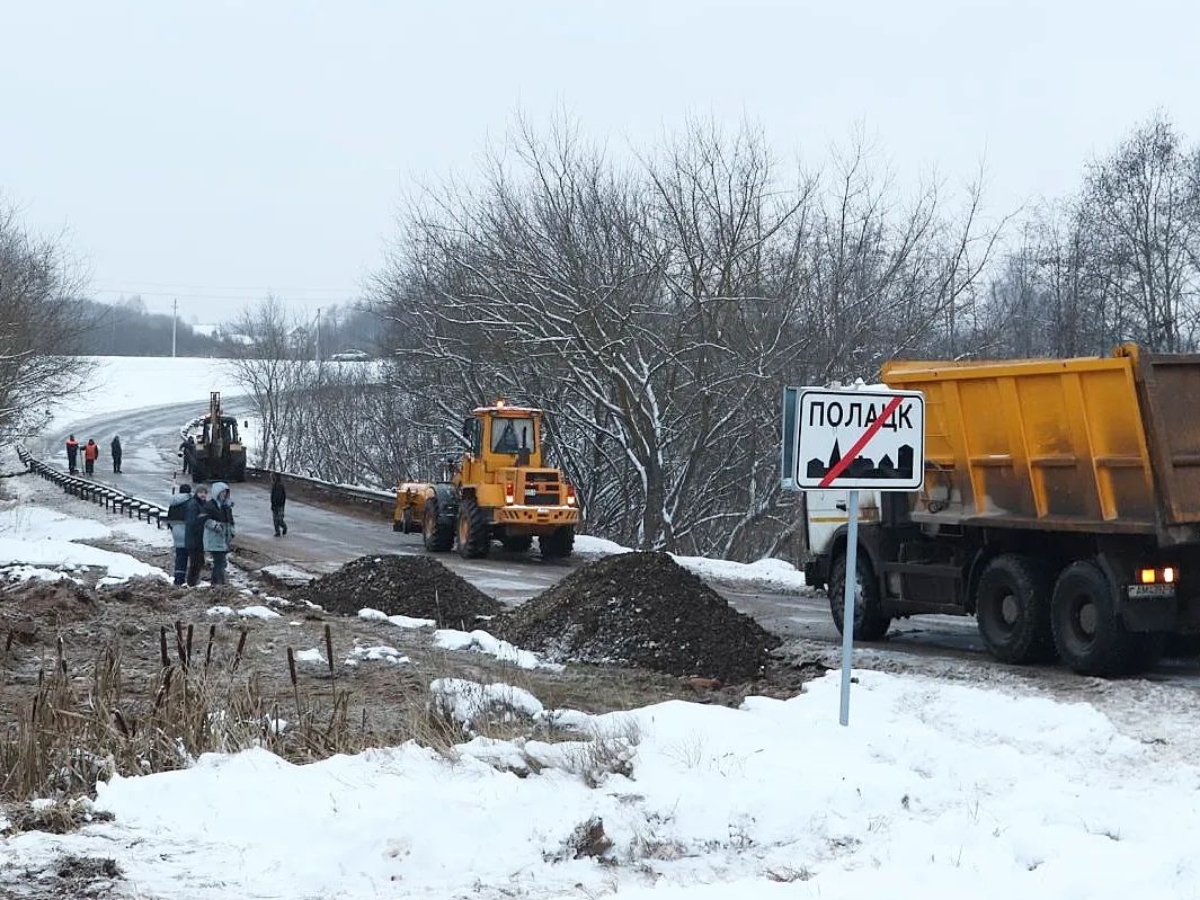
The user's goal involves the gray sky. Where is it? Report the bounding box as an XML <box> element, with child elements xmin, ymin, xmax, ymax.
<box><xmin>4</xmin><ymin>0</ymin><xmax>1198</xmax><ymax>324</ymax></box>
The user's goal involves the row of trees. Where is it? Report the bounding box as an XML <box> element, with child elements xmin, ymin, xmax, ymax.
<box><xmin>369</xmin><ymin>119</ymin><xmax>1001</xmax><ymax>558</ymax></box>
<box><xmin>982</xmin><ymin>114</ymin><xmax>1200</xmax><ymax>357</ymax></box>
<box><xmin>221</xmin><ymin>114</ymin><xmax>1198</xmax><ymax>560</ymax></box>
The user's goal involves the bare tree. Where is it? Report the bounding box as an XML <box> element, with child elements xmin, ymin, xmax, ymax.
<box><xmin>0</xmin><ymin>203</ymin><xmax>93</xmax><ymax>442</ymax></box>
<box><xmin>1081</xmin><ymin>113</ymin><xmax>1200</xmax><ymax>351</ymax></box>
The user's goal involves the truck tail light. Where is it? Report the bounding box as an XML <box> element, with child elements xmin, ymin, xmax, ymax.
<box><xmin>1140</xmin><ymin>566</ymin><xmax>1180</xmax><ymax>585</ymax></box>
<box><xmin>566</xmin><ymin>485</ymin><xmax>577</xmax><ymax>507</ymax></box>
<box><xmin>505</xmin><ymin>481</ymin><xmax>515</xmax><ymax>505</ymax></box>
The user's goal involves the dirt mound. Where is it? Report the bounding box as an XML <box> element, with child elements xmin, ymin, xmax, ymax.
<box><xmin>495</xmin><ymin>552</ymin><xmax>780</xmax><ymax>682</ymax></box>
<box><xmin>298</xmin><ymin>555</ymin><xmax>502</xmax><ymax>629</ymax></box>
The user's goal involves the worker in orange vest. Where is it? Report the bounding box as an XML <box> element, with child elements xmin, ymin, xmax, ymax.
<box><xmin>65</xmin><ymin>435</ymin><xmax>79</xmax><ymax>474</ymax></box>
<box><xmin>83</xmin><ymin>438</ymin><xmax>100</xmax><ymax>476</ymax></box>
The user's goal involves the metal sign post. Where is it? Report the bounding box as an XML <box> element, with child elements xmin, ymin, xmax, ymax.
<box><xmin>839</xmin><ymin>489</ymin><xmax>859</xmax><ymax>726</ymax></box>
<box><xmin>781</xmin><ymin>385</ymin><xmax>925</xmax><ymax>726</ymax></box>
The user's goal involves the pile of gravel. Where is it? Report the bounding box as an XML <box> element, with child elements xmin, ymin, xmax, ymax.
<box><xmin>299</xmin><ymin>555</ymin><xmax>503</xmax><ymax>629</ymax></box>
<box><xmin>495</xmin><ymin>552</ymin><xmax>780</xmax><ymax>682</ymax></box>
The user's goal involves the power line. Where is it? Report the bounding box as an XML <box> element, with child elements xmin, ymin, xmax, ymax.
<box><xmin>91</xmin><ymin>281</ymin><xmax>360</xmax><ymax>294</ymax></box>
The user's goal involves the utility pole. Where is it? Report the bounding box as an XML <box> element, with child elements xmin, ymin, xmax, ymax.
<box><xmin>316</xmin><ymin>307</ymin><xmax>322</xmax><ymax>363</ymax></box>
<box><xmin>172</xmin><ymin>298</ymin><xmax>177</xmax><ymax>358</ymax></box>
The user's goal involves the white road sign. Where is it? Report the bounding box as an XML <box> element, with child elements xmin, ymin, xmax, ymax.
<box><xmin>794</xmin><ymin>388</ymin><xmax>925</xmax><ymax>491</ymax></box>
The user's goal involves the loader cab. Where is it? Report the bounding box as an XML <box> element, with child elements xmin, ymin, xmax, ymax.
<box><xmin>460</xmin><ymin>401</ymin><xmax>544</xmax><ymax>486</ymax></box>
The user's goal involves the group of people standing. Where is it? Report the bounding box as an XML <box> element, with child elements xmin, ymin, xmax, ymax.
<box><xmin>165</xmin><ymin>473</ymin><xmax>288</xmax><ymax>586</ymax></box>
<box><xmin>65</xmin><ymin>435</ymin><xmax>122</xmax><ymax>475</ymax></box>
<box><xmin>166</xmin><ymin>481</ymin><xmax>237</xmax><ymax>586</ymax></box>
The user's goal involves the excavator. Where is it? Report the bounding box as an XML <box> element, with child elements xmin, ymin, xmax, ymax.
<box><xmin>187</xmin><ymin>391</ymin><xmax>247</xmax><ymax>483</ymax></box>
<box><xmin>393</xmin><ymin>400</ymin><xmax>580</xmax><ymax>559</ymax></box>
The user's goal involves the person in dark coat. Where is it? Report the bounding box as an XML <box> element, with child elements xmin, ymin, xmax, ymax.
<box><xmin>179</xmin><ymin>435</ymin><xmax>196</xmax><ymax>475</ymax></box>
<box><xmin>65</xmin><ymin>435</ymin><xmax>78</xmax><ymax>474</ymax></box>
<box><xmin>202</xmin><ymin>481</ymin><xmax>235</xmax><ymax>585</ymax></box>
<box><xmin>167</xmin><ymin>484</ymin><xmax>191</xmax><ymax>585</ymax></box>
<box><xmin>270</xmin><ymin>472</ymin><xmax>288</xmax><ymax>537</ymax></box>
<box><xmin>111</xmin><ymin>435</ymin><xmax>123</xmax><ymax>473</ymax></box>
<box><xmin>184</xmin><ymin>483</ymin><xmax>210</xmax><ymax>587</ymax></box>
<box><xmin>83</xmin><ymin>439</ymin><xmax>99</xmax><ymax>476</ymax></box>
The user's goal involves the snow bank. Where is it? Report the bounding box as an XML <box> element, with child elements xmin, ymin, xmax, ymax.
<box><xmin>7</xmin><ymin>670</ymin><xmax>1195</xmax><ymax>899</ymax></box>
<box><xmin>430</xmin><ymin>678</ymin><xmax>545</xmax><ymax>728</ymax></box>
<box><xmin>358</xmin><ymin>607</ymin><xmax>435</xmax><ymax>629</ymax></box>
<box><xmin>432</xmin><ymin>628</ymin><xmax>564</xmax><ymax>671</ymax></box>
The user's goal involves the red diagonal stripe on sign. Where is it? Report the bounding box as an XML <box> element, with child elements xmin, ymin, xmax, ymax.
<box><xmin>818</xmin><ymin>395</ymin><xmax>905</xmax><ymax>488</ymax></box>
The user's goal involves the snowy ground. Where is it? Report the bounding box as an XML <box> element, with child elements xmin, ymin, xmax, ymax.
<box><xmin>7</xmin><ymin>670</ymin><xmax>1200</xmax><ymax>900</ymax></box>
<box><xmin>5</xmin><ymin>357</ymin><xmax>1200</xmax><ymax>898</ymax></box>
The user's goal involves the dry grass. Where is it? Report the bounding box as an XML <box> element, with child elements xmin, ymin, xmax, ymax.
<box><xmin>0</xmin><ymin>623</ymin><xmax>406</xmax><ymax>807</ymax></box>
<box><xmin>1</xmin><ymin>618</ymin><xmax>654</xmax><ymax>823</ymax></box>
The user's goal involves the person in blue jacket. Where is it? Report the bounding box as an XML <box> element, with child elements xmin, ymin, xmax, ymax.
<box><xmin>202</xmin><ymin>481</ymin><xmax>236</xmax><ymax>585</ymax></box>
<box><xmin>166</xmin><ymin>484</ymin><xmax>192</xmax><ymax>585</ymax></box>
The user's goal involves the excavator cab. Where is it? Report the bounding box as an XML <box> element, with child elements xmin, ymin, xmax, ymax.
<box><xmin>190</xmin><ymin>391</ymin><xmax>247</xmax><ymax>483</ymax></box>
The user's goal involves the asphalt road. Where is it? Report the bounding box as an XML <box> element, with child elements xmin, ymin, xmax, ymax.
<box><xmin>40</xmin><ymin>396</ymin><xmax>999</xmax><ymax>661</ymax></box>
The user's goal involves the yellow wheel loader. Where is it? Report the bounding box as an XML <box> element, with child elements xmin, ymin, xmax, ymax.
<box><xmin>393</xmin><ymin>400</ymin><xmax>580</xmax><ymax>559</ymax></box>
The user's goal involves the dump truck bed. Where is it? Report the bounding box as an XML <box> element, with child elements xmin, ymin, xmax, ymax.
<box><xmin>882</xmin><ymin>346</ymin><xmax>1200</xmax><ymax>540</ymax></box>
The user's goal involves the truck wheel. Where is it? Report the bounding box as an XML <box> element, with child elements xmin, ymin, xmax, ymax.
<box><xmin>1050</xmin><ymin>561</ymin><xmax>1135</xmax><ymax>676</ymax></box>
<box><xmin>501</xmin><ymin>534</ymin><xmax>534</xmax><ymax>553</ymax></box>
<box><xmin>422</xmin><ymin>498</ymin><xmax>454</xmax><ymax>552</ymax></box>
<box><xmin>829</xmin><ymin>552</ymin><xmax>891</xmax><ymax>641</ymax></box>
<box><xmin>540</xmin><ymin>526</ymin><xmax>575</xmax><ymax>559</ymax></box>
<box><xmin>456</xmin><ymin>496</ymin><xmax>491</xmax><ymax>559</ymax></box>
<box><xmin>974</xmin><ymin>554</ymin><xmax>1055</xmax><ymax>664</ymax></box>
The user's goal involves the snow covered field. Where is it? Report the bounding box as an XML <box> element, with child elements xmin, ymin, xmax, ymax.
<box><xmin>7</xmin><ymin>671</ymin><xmax>1200</xmax><ymax>900</ymax></box>
<box><xmin>5</xmin><ymin>356</ymin><xmax>1200</xmax><ymax>898</ymax></box>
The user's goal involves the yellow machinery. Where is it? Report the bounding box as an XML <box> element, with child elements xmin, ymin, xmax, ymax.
<box><xmin>393</xmin><ymin>400</ymin><xmax>580</xmax><ymax>559</ymax></box>
<box><xmin>190</xmin><ymin>391</ymin><xmax>247</xmax><ymax>483</ymax></box>
<box><xmin>803</xmin><ymin>344</ymin><xmax>1200</xmax><ymax>676</ymax></box>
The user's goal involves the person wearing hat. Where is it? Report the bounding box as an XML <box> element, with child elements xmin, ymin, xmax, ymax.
<box><xmin>184</xmin><ymin>483</ymin><xmax>210</xmax><ymax>586</ymax></box>
<box><xmin>166</xmin><ymin>484</ymin><xmax>192</xmax><ymax>585</ymax></box>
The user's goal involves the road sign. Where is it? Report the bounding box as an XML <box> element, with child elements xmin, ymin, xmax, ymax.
<box><xmin>792</xmin><ymin>388</ymin><xmax>925</xmax><ymax>491</ymax></box>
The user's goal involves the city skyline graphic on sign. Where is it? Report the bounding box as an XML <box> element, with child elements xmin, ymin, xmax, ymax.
<box><xmin>806</xmin><ymin>439</ymin><xmax>915</xmax><ymax>482</ymax></box>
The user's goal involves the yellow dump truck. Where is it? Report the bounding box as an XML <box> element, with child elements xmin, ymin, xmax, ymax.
<box><xmin>393</xmin><ymin>400</ymin><xmax>580</xmax><ymax>559</ymax></box>
<box><xmin>803</xmin><ymin>344</ymin><xmax>1200</xmax><ymax>675</ymax></box>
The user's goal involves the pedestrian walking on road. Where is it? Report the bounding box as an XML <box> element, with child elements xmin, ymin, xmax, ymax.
<box><xmin>270</xmin><ymin>472</ymin><xmax>288</xmax><ymax>537</ymax></box>
<box><xmin>203</xmin><ymin>481</ymin><xmax>236</xmax><ymax>585</ymax></box>
<box><xmin>166</xmin><ymin>484</ymin><xmax>192</xmax><ymax>585</ymax></box>
<box><xmin>83</xmin><ymin>439</ymin><xmax>99</xmax><ymax>476</ymax></box>
<box><xmin>179</xmin><ymin>435</ymin><xmax>195</xmax><ymax>475</ymax></box>
<box><xmin>111</xmin><ymin>435</ymin><xmax>123</xmax><ymax>473</ymax></box>
<box><xmin>184</xmin><ymin>484</ymin><xmax>210</xmax><ymax>586</ymax></box>
<box><xmin>65</xmin><ymin>435</ymin><xmax>78</xmax><ymax>474</ymax></box>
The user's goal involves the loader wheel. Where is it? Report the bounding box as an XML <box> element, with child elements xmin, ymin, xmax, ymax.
<box><xmin>1050</xmin><ymin>561</ymin><xmax>1136</xmax><ymax>676</ymax></box>
<box><xmin>539</xmin><ymin>526</ymin><xmax>574</xmax><ymax>559</ymax></box>
<box><xmin>401</xmin><ymin>506</ymin><xmax>418</xmax><ymax>534</ymax></box>
<box><xmin>501</xmin><ymin>534</ymin><xmax>534</xmax><ymax>553</ymax></box>
<box><xmin>829</xmin><ymin>552</ymin><xmax>891</xmax><ymax>641</ymax></box>
<box><xmin>974</xmin><ymin>554</ymin><xmax>1055</xmax><ymax>664</ymax></box>
<box><xmin>456</xmin><ymin>496</ymin><xmax>491</xmax><ymax>559</ymax></box>
<box><xmin>422</xmin><ymin>498</ymin><xmax>454</xmax><ymax>552</ymax></box>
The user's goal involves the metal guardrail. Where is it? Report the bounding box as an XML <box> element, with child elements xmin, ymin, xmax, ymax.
<box><xmin>16</xmin><ymin>448</ymin><xmax>397</xmax><ymax>527</ymax></box>
<box><xmin>17</xmin><ymin>446</ymin><xmax>169</xmax><ymax>528</ymax></box>
<box><xmin>243</xmin><ymin>466</ymin><xmax>395</xmax><ymax>517</ymax></box>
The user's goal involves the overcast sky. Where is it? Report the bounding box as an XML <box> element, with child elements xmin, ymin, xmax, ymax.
<box><xmin>4</xmin><ymin>0</ymin><xmax>1198</xmax><ymax>323</ymax></box>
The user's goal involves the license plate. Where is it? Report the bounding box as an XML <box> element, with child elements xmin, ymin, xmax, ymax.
<box><xmin>1127</xmin><ymin>584</ymin><xmax>1176</xmax><ymax>599</ymax></box>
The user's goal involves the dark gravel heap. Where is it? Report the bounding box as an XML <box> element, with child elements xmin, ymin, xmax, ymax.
<box><xmin>299</xmin><ymin>555</ymin><xmax>503</xmax><ymax>629</ymax></box>
<box><xmin>495</xmin><ymin>552</ymin><xmax>780</xmax><ymax>682</ymax></box>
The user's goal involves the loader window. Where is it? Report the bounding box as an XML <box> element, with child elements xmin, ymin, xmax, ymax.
<box><xmin>463</xmin><ymin>417</ymin><xmax>482</xmax><ymax>456</ymax></box>
<box><xmin>492</xmin><ymin>417</ymin><xmax>535</xmax><ymax>454</ymax></box>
